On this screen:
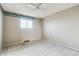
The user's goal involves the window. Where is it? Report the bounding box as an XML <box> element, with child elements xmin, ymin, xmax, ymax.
<box><xmin>27</xmin><ymin>20</ymin><xmax>32</xmax><ymax>28</ymax></box>
<box><xmin>20</xmin><ymin>19</ymin><xmax>32</xmax><ymax>29</ymax></box>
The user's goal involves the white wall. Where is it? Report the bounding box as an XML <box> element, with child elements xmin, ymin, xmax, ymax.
<box><xmin>3</xmin><ymin>16</ymin><xmax>20</xmax><ymax>45</ymax></box>
<box><xmin>3</xmin><ymin>15</ymin><xmax>41</xmax><ymax>46</ymax></box>
<box><xmin>0</xmin><ymin>6</ymin><xmax>3</xmax><ymax>52</ymax></box>
<box><xmin>43</xmin><ymin>5</ymin><xmax>79</xmax><ymax>51</ymax></box>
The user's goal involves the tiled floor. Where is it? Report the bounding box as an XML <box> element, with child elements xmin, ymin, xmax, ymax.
<box><xmin>0</xmin><ymin>40</ymin><xmax>79</xmax><ymax>56</ymax></box>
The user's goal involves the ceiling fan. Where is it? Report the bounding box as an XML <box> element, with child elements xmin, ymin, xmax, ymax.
<box><xmin>27</xmin><ymin>3</ymin><xmax>45</xmax><ymax>10</ymax></box>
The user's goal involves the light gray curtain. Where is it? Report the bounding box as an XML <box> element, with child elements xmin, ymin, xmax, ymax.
<box><xmin>19</xmin><ymin>17</ymin><xmax>42</xmax><ymax>42</ymax></box>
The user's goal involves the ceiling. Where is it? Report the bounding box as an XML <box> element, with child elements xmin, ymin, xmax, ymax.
<box><xmin>1</xmin><ymin>3</ymin><xmax>79</xmax><ymax>18</ymax></box>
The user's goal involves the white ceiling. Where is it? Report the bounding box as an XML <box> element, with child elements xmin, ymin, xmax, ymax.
<box><xmin>1</xmin><ymin>3</ymin><xmax>79</xmax><ymax>18</ymax></box>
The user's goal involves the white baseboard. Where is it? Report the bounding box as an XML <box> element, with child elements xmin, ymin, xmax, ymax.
<box><xmin>3</xmin><ymin>41</ymin><xmax>24</xmax><ymax>47</ymax></box>
<box><xmin>3</xmin><ymin>39</ymin><xmax>39</xmax><ymax>47</ymax></box>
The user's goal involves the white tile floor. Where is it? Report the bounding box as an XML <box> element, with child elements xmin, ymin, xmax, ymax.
<box><xmin>0</xmin><ymin>40</ymin><xmax>79</xmax><ymax>56</ymax></box>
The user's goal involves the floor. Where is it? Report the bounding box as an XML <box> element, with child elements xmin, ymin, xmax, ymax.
<box><xmin>0</xmin><ymin>40</ymin><xmax>79</xmax><ymax>56</ymax></box>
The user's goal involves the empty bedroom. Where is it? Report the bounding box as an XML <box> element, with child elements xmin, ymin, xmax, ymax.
<box><xmin>0</xmin><ymin>3</ymin><xmax>79</xmax><ymax>56</ymax></box>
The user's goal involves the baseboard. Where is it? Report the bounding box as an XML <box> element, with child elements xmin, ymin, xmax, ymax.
<box><xmin>3</xmin><ymin>39</ymin><xmax>38</xmax><ymax>47</ymax></box>
<box><xmin>3</xmin><ymin>41</ymin><xmax>24</xmax><ymax>47</ymax></box>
